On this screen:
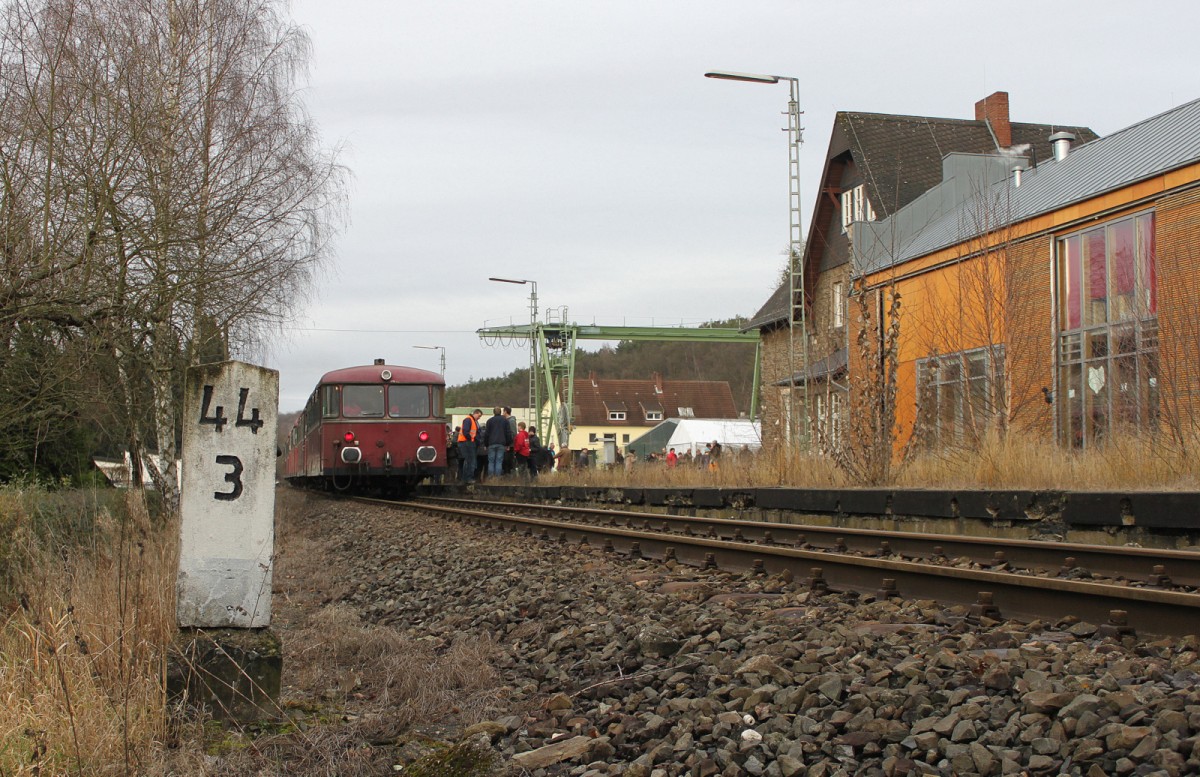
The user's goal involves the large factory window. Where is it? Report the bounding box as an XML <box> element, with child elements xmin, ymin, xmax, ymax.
<box><xmin>388</xmin><ymin>385</ymin><xmax>431</xmax><ymax>418</ymax></box>
<box><xmin>915</xmin><ymin>345</ymin><xmax>1005</xmax><ymax>447</ymax></box>
<box><xmin>342</xmin><ymin>385</ymin><xmax>385</xmax><ymax>417</ymax></box>
<box><xmin>1056</xmin><ymin>211</ymin><xmax>1157</xmax><ymax>448</ymax></box>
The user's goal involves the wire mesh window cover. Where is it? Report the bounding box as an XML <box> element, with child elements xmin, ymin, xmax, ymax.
<box><xmin>1056</xmin><ymin>211</ymin><xmax>1158</xmax><ymax>448</ymax></box>
<box><xmin>916</xmin><ymin>345</ymin><xmax>1006</xmax><ymax>447</ymax></box>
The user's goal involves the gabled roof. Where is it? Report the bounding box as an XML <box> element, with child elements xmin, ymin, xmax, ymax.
<box><xmin>857</xmin><ymin>96</ymin><xmax>1200</xmax><ymax>275</ymax></box>
<box><xmin>571</xmin><ymin>377</ymin><xmax>738</xmax><ymax>426</ymax></box>
<box><xmin>839</xmin><ymin>112</ymin><xmax>1096</xmax><ymax>216</ymax></box>
<box><xmin>748</xmin><ymin>99</ymin><xmax>1097</xmax><ymax>331</ymax></box>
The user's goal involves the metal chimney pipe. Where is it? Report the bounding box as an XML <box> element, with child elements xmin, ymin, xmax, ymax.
<box><xmin>1049</xmin><ymin>131</ymin><xmax>1075</xmax><ymax>161</ymax></box>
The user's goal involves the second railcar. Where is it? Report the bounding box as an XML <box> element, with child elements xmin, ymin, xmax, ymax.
<box><xmin>282</xmin><ymin>359</ymin><xmax>447</xmax><ymax>492</ymax></box>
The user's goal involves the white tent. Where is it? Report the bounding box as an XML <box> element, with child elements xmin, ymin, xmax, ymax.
<box><xmin>665</xmin><ymin>419</ymin><xmax>761</xmax><ymax>456</ymax></box>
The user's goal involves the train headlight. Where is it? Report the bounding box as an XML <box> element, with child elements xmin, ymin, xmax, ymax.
<box><xmin>418</xmin><ymin>430</ymin><xmax>430</xmax><ymax>442</ymax></box>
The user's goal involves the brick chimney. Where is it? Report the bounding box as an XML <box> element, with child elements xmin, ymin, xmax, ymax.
<box><xmin>974</xmin><ymin>91</ymin><xmax>1012</xmax><ymax>149</ymax></box>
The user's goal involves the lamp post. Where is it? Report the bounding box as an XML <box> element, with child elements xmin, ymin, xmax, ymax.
<box><xmin>488</xmin><ymin>277</ymin><xmax>540</xmax><ymax>433</ymax></box>
<box><xmin>412</xmin><ymin>345</ymin><xmax>445</xmax><ymax>378</ymax></box>
<box><xmin>705</xmin><ymin>69</ymin><xmax>809</xmax><ymax>449</ymax></box>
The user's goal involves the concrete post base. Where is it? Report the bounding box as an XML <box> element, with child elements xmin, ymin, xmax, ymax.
<box><xmin>167</xmin><ymin>627</ymin><xmax>282</xmax><ymax>723</ymax></box>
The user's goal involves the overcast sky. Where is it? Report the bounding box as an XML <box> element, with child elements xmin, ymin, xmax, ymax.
<box><xmin>267</xmin><ymin>0</ymin><xmax>1198</xmax><ymax>410</ymax></box>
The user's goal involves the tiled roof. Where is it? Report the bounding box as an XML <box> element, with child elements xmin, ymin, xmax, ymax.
<box><xmin>749</xmin><ymin>104</ymin><xmax>1097</xmax><ymax>331</ymax></box>
<box><xmin>842</xmin><ymin>112</ymin><xmax>1097</xmax><ymax>216</ymax></box>
<box><xmin>571</xmin><ymin>377</ymin><xmax>738</xmax><ymax>426</ymax></box>
<box><xmin>858</xmin><ymin>96</ymin><xmax>1200</xmax><ymax>274</ymax></box>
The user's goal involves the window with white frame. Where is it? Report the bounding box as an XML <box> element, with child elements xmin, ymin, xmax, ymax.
<box><xmin>916</xmin><ymin>345</ymin><xmax>1006</xmax><ymax>447</ymax></box>
<box><xmin>832</xmin><ymin>280</ymin><xmax>846</xmax><ymax>329</ymax></box>
<box><xmin>608</xmin><ymin>411</ymin><xmax>626</xmax><ymax>421</ymax></box>
<box><xmin>1056</xmin><ymin>211</ymin><xmax>1157</xmax><ymax>449</ymax></box>
<box><xmin>840</xmin><ymin>184</ymin><xmax>876</xmax><ymax>234</ymax></box>
<box><xmin>814</xmin><ymin>391</ymin><xmax>845</xmax><ymax>451</ymax></box>
<box><xmin>645</xmin><ymin>410</ymin><xmax>663</xmax><ymax>421</ymax></box>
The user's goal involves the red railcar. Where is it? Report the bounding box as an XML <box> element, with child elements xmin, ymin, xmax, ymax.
<box><xmin>281</xmin><ymin>359</ymin><xmax>447</xmax><ymax>492</ymax></box>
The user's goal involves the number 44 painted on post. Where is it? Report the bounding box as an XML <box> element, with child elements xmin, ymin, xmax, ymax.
<box><xmin>199</xmin><ymin>385</ymin><xmax>265</xmax><ymax>434</ymax></box>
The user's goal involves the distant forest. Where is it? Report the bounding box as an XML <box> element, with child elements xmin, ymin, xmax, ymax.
<box><xmin>446</xmin><ymin>318</ymin><xmax>758</xmax><ymax>415</ymax></box>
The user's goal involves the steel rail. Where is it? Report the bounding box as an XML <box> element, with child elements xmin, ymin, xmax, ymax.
<box><xmin>380</xmin><ymin>498</ymin><xmax>1200</xmax><ymax>638</ymax></box>
<box><xmin>424</xmin><ymin>496</ymin><xmax>1200</xmax><ymax>589</ymax></box>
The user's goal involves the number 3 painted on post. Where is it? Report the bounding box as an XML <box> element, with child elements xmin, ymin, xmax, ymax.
<box><xmin>214</xmin><ymin>455</ymin><xmax>244</xmax><ymax>500</ymax></box>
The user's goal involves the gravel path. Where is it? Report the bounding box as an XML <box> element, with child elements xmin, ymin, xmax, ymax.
<box><xmin>277</xmin><ymin>492</ymin><xmax>1200</xmax><ymax>776</ymax></box>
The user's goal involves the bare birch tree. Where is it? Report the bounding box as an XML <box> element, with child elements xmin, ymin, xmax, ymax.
<box><xmin>0</xmin><ymin>0</ymin><xmax>345</xmax><ymax>485</ymax></box>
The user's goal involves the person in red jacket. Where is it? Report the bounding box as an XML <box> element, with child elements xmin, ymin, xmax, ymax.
<box><xmin>666</xmin><ymin>448</ymin><xmax>678</xmax><ymax>468</ymax></box>
<box><xmin>513</xmin><ymin>421</ymin><xmax>532</xmax><ymax>477</ymax></box>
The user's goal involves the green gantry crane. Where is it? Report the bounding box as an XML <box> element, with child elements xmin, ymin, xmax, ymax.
<box><xmin>478</xmin><ymin>311</ymin><xmax>761</xmax><ymax>448</ymax></box>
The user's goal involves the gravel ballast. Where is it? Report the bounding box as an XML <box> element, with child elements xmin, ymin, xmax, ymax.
<box><xmin>286</xmin><ymin>496</ymin><xmax>1200</xmax><ymax>776</ymax></box>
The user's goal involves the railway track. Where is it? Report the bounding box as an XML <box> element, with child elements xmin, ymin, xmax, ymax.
<box><xmin>381</xmin><ymin>496</ymin><xmax>1200</xmax><ymax>639</ymax></box>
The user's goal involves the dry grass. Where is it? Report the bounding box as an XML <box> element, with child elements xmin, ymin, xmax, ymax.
<box><xmin>549</xmin><ymin>430</ymin><xmax>1200</xmax><ymax>491</ymax></box>
<box><xmin>0</xmin><ymin>486</ymin><xmax>176</xmax><ymax>776</ymax></box>
<box><xmin>0</xmin><ymin>484</ymin><xmax>509</xmax><ymax>776</ymax></box>
<box><xmin>896</xmin><ymin>430</ymin><xmax>1200</xmax><ymax>491</ymax></box>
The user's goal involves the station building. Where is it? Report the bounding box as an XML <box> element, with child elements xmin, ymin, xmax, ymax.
<box><xmin>851</xmin><ymin>96</ymin><xmax>1200</xmax><ymax>452</ymax></box>
<box><xmin>746</xmin><ymin>92</ymin><xmax>1095</xmax><ymax>452</ymax></box>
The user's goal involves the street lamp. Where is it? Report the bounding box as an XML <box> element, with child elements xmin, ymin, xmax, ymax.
<box><xmin>705</xmin><ymin>69</ymin><xmax>809</xmax><ymax>449</ymax></box>
<box><xmin>488</xmin><ymin>277</ymin><xmax>540</xmax><ymax>433</ymax></box>
<box><xmin>412</xmin><ymin>345</ymin><xmax>445</xmax><ymax>378</ymax></box>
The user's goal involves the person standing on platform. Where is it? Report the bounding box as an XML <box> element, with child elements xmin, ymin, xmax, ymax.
<box><xmin>502</xmin><ymin>407</ymin><xmax>518</xmax><ymax>474</ymax></box>
<box><xmin>527</xmin><ymin>426</ymin><xmax>544</xmax><ymax>477</ymax></box>
<box><xmin>513</xmin><ymin>421</ymin><xmax>532</xmax><ymax>478</ymax></box>
<box><xmin>484</xmin><ymin>406</ymin><xmax>513</xmax><ymax>478</ymax></box>
<box><xmin>457</xmin><ymin>409</ymin><xmax>483</xmax><ymax>484</ymax></box>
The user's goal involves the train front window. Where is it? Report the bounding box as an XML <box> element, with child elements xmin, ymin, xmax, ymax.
<box><xmin>388</xmin><ymin>385</ymin><xmax>430</xmax><ymax>418</ymax></box>
<box><xmin>321</xmin><ymin>385</ymin><xmax>339</xmax><ymax>418</ymax></box>
<box><xmin>342</xmin><ymin>385</ymin><xmax>385</xmax><ymax>417</ymax></box>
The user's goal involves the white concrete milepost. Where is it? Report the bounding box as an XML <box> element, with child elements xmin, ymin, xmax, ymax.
<box><xmin>178</xmin><ymin>360</ymin><xmax>278</xmax><ymax>629</ymax></box>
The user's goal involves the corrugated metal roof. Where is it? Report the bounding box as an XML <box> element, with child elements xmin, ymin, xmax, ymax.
<box><xmin>858</xmin><ymin>97</ymin><xmax>1200</xmax><ymax>274</ymax></box>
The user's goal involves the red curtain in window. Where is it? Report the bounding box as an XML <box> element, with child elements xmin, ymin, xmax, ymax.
<box><xmin>1138</xmin><ymin>213</ymin><xmax>1156</xmax><ymax>315</ymax></box>
<box><xmin>1061</xmin><ymin>235</ymin><xmax>1081</xmax><ymax>330</ymax></box>
<box><xmin>1086</xmin><ymin>229</ymin><xmax>1107</xmax><ymax>325</ymax></box>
